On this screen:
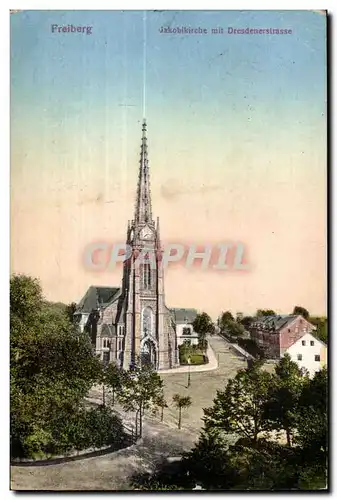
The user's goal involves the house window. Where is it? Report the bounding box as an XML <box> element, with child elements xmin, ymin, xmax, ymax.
<box><xmin>297</xmin><ymin>354</ymin><xmax>302</xmax><ymax>361</ymax></box>
<box><xmin>103</xmin><ymin>351</ymin><xmax>110</xmax><ymax>364</ymax></box>
<box><xmin>182</xmin><ymin>327</ymin><xmax>191</xmax><ymax>335</ymax></box>
<box><xmin>103</xmin><ymin>339</ymin><xmax>107</xmax><ymax>348</ymax></box>
<box><xmin>118</xmin><ymin>339</ymin><xmax>123</xmax><ymax>351</ymax></box>
<box><xmin>295</xmin><ymin>326</ymin><xmax>299</xmax><ymax>333</ymax></box>
<box><xmin>142</xmin><ymin>263</ymin><xmax>152</xmax><ymax>289</ymax></box>
<box><xmin>315</xmin><ymin>355</ymin><xmax>320</xmax><ymax>362</ymax></box>
<box><xmin>310</xmin><ymin>340</ymin><xmax>314</xmax><ymax>346</ymax></box>
<box><xmin>302</xmin><ymin>340</ymin><xmax>306</xmax><ymax>346</ymax></box>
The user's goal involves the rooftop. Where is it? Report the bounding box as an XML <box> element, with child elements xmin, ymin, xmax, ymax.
<box><xmin>76</xmin><ymin>286</ymin><xmax>120</xmax><ymax>313</ymax></box>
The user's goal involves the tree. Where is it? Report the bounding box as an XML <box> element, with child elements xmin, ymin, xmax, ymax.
<box><xmin>185</xmin><ymin>428</ymin><xmax>235</xmax><ymax>489</ymax></box>
<box><xmin>10</xmin><ymin>274</ymin><xmax>43</xmax><ymax>326</ymax></box>
<box><xmin>193</xmin><ymin>312</ymin><xmax>214</xmax><ymax>337</ymax></box>
<box><xmin>256</xmin><ymin>309</ymin><xmax>276</xmax><ymax>317</ymax></box>
<box><xmin>103</xmin><ymin>362</ymin><xmax>126</xmax><ymax>406</ymax></box>
<box><xmin>118</xmin><ymin>363</ymin><xmax>164</xmax><ymax>438</ymax></box>
<box><xmin>218</xmin><ymin>311</ymin><xmax>234</xmax><ymax>333</ymax></box>
<box><xmin>172</xmin><ymin>394</ymin><xmax>192</xmax><ymax>429</ymax></box>
<box><xmin>240</xmin><ymin>316</ymin><xmax>254</xmax><ymax>330</ymax></box>
<box><xmin>193</xmin><ymin>312</ymin><xmax>214</xmax><ymax>350</ymax></box>
<box><xmin>296</xmin><ymin>367</ymin><xmax>327</xmax><ymax>455</ymax></box>
<box><xmin>309</xmin><ymin>317</ymin><xmax>327</xmax><ymax>344</ymax></box>
<box><xmin>226</xmin><ymin>320</ymin><xmax>245</xmax><ymax>338</ymax></box>
<box><xmin>10</xmin><ymin>274</ymin><xmax>102</xmax><ymax>458</ymax></box>
<box><xmin>203</xmin><ymin>360</ymin><xmax>274</xmax><ymax>444</ymax></box>
<box><xmin>264</xmin><ymin>354</ymin><xmax>307</xmax><ymax>447</ymax></box>
<box><xmin>293</xmin><ymin>306</ymin><xmax>310</xmax><ymax>320</ymax></box>
<box><xmin>65</xmin><ymin>302</ymin><xmax>78</xmax><ymax>324</ymax></box>
<box><xmin>156</xmin><ymin>394</ymin><xmax>168</xmax><ymax>422</ymax></box>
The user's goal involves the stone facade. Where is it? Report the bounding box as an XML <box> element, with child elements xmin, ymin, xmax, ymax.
<box><xmin>75</xmin><ymin>121</ymin><xmax>179</xmax><ymax>370</ymax></box>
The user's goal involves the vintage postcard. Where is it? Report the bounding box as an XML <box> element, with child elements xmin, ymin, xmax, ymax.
<box><xmin>10</xmin><ymin>10</ymin><xmax>327</xmax><ymax>491</ymax></box>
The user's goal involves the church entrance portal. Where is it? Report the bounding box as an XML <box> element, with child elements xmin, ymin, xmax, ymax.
<box><xmin>140</xmin><ymin>339</ymin><xmax>157</xmax><ymax>369</ymax></box>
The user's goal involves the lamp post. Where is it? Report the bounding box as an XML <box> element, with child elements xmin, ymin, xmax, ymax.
<box><xmin>187</xmin><ymin>357</ymin><xmax>191</xmax><ymax>388</ymax></box>
<box><xmin>102</xmin><ymin>353</ymin><xmax>109</xmax><ymax>407</ymax></box>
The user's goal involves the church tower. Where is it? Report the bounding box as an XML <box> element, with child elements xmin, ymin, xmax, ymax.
<box><xmin>121</xmin><ymin>120</ymin><xmax>178</xmax><ymax>370</ymax></box>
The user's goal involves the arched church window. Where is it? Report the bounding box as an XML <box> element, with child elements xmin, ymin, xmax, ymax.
<box><xmin>142</xmin><ymin>307</ymin><xmax>153</xmax><ymax>338</ymax></box>
<box><xmin>142</xmin><ymin>263</ymin><xmax>152</xmax><ymax>289</ymax></box>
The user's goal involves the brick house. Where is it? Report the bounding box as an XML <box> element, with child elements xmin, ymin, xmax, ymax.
<box><xmin>250</xmin><ymin>314</ymin><xmax>315</xmax><ymax>359</ymax></box>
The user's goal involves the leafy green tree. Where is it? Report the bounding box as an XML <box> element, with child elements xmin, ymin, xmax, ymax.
<box><xmin>172</xmin><ymin>394</ymin><xmax>192</xmax><ymax>429</ymax></box>
<box><xmin>193</xmin><ymin>312</ymin><xmax>214</xmax><ymax>350</ymax></box>
<box><xmin>185</xmin><ymin>428</ymin><xmax>235</xmax><ymax>489</ymax></box>
<box><xmin>10</xmin><ymin>274</ymin><xmax>43</xmax><ymax>326</ymax></box>
<box><xmin>293</xmin><ymin>306</ymin><xmax>310</xmax><ymax>320</ymax></box>
<box><xmin>197</xmin><ymin>337</ymin><xmax>208</xmax><ymax>351</ymax></box>
<box><xmin>309</xmin><ymin>316</ymin><xmax>327</xmax><ymax>344</ymax></box>
<box><xmin>156</xmin><ymin>394</ymin><xmax>168</xmax><ymax>422</ymax></box>
<box><xmin>264</xmin><ymin>354</ymin><xmax>307</xmax><ymax>447</ymax></box>
<box><xmin>226</xmin><ymin>320</ymin><xmax>245</xmax><ymax>338</ymax></box>
<box><xmin>256</xmin><ymin>309</ymin><xmax>276</xmax><ymax>317</ymax></box>
<box><xmin>103</xmin><ymin>362</ymin><xmax>126</xmax><ymax>406</ymax></box>
<box><xmin>193</xmin><ymin>312</ymin><xmax>214</xmax><ymax>337</ymax></box>
<box><xmin>118</xmin><ymin>363</ymin><xmax>164</xmax><ymax>438</ymax></box>
<box><xmin>296</xmin><ymin>367</ymin><xmax>327</xmax><ymax>456</ymax></box>
<box><xmin>218</xmin><ymin>311</ymin><xmax>234</xmax><ymax>333</ymax></box>
<box><xmin>240</xmin><ymin>316</ymin><xmax>254</xmax><ymax>330</ymax></box>
<box><xmin>10</xmin><ymin>274</ymin><xmax>102</xmax><ymax>458</ymax></box>
<box><xmin>203</xmin><ymin>360</ymin><xmax>274</xmax><ymax>444</ymax></box>
<box><xmin>65</xmin><ymin>302</ymin><xmax>78</xmax><ymax>324</ymax></box>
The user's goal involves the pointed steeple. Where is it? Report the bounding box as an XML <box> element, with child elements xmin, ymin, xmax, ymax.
<box><xmin>134</xmin><ymin>120</ymin><xmax>152</xmax><ymax>225</ymax></box>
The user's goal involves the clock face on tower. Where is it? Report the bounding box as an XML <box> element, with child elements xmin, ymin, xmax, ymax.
<box><xmin>140</xmin><ymin>226</ymin><xmax>153</xmax><ymax>240</ymax></box>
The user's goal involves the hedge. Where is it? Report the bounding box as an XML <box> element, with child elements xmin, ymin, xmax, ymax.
<box><xmin>11</xmin><ymin>405</ymin><xmax>128</xmax><ymax>460</ymax></box>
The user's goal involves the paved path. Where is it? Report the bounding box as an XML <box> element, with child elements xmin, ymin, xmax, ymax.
<box><xmin>11</xmin><ymin>335</ymin><xmax>245</xmax><ymax>491</ymax></box>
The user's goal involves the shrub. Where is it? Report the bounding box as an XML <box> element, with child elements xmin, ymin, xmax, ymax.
<box><xmin>12</xmin><ymin>405</ymin><xmax>127</xmax><ymax>459</ymax></box>
<box><xmin>237</xmin><ymin>338</ymin><xmax>265</xmax><ymax>359</ymax></box>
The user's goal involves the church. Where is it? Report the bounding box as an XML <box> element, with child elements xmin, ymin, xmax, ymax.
<box><xmin>74</xmin><ymin>121</ymin><xmax>197</xmax><ymax>371</ymax></box>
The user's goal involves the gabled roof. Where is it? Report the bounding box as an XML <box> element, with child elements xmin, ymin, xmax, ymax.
<box><xmin>288</xmin><ymin>330</ymin><xmax>327</xmax><ymax>349</ymax></box>
<box><xmin>101</xmin><ymin>324</ymin><xmax>117</xmax><ymax>338</ymax></box>
<box><xmin>252</xmin><ymin>314</ymin><xmax>313</xmax><ymax>331</ymax></box>
<box><xmin>76</xmin><ymin>286</ymin><xmax>120</xmax><ymax>313</ymax></box>
<box><xmin>170</xmin><ymin>308</ymin><xmax>198</xmax><ymax>324</ymax></box>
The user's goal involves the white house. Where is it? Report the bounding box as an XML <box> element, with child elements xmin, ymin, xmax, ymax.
<box><xmin>170</xmin><ymin>308</ymin><xmax>199</xmax><ymax>347</ymax></box>
<box><xmin>284</xmin><ymin>332</ymin><xmax>327</xmax><ymax>378</ymax></box>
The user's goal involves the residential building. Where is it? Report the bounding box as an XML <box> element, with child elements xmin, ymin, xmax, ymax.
<box><xmin>170</xmin><ymin>308</ymin><xmax>199</xmax><ymax>346</ymax></box>
<box><xmin>249</xmin><ymin>314</ymin><xmax>327</xmax><ymax>376</ymax></box>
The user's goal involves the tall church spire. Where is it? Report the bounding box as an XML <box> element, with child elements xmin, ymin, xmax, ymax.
<box><xmin>134</xmin><ymin>120</ymin><xmax>152</xmax><ymax>225</ymax></box>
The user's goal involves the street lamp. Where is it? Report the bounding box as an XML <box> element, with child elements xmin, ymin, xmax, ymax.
<box><xmin>187</xmin><ymin>357</ymin><xmax>191</xmax><ymax>388</ymax></box>
<box><xmin>102</xmin><ymin>354</ymin><xmax>109</xmax><ymax>407</ymax></box>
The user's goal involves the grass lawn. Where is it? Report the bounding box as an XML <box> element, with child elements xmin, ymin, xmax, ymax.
<box><xmin>179</xmin><ymin>352</ymin><xmax>208</xmax><ymax>365</ymax></box>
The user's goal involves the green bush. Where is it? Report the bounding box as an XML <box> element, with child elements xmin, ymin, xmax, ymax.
<box><xmin>12</xmin><ymin>405</ymin><xmax>127</xmax><ymax>459</ymax></box>
<box><xmin>237</xmin><ymin>338</ymin><xmax>265</xmax><ymax>359</ymax></box>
